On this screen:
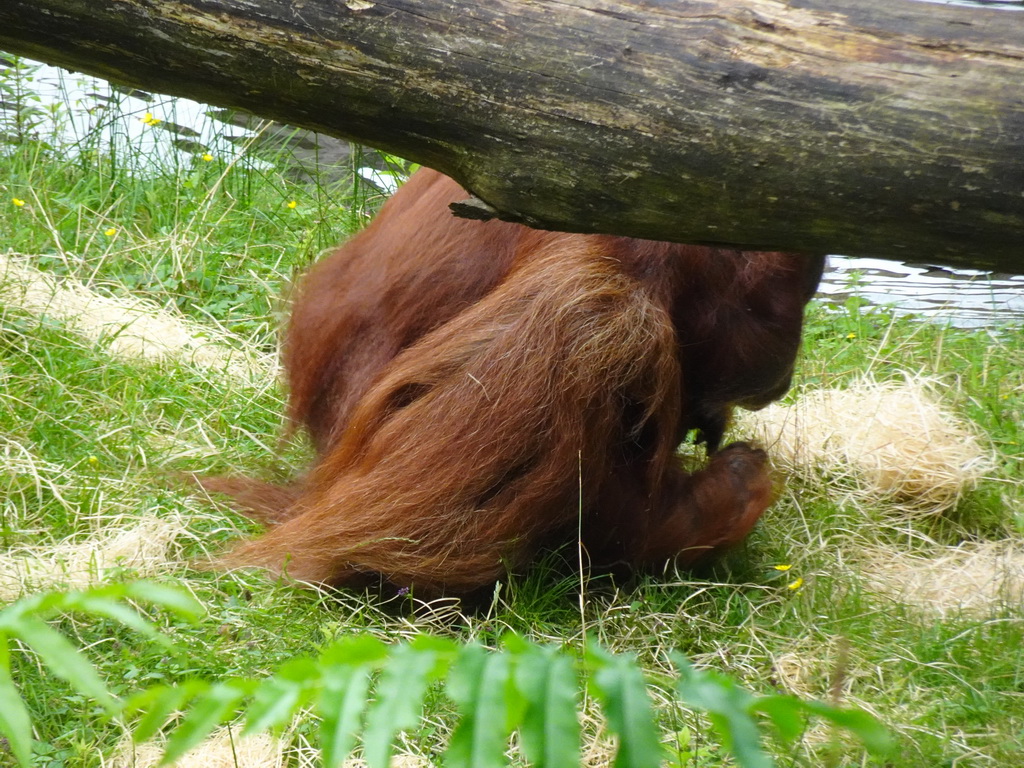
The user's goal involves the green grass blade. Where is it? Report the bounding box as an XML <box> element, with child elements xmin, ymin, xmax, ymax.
<box><xmin>0</xmin><ymin>638</ymin><xmax>33</xmax><ymax>768</ymax></box>
<box><xmin>588</xmin><ymin>645</ymin><xmax>663</xmax><ymax>768</ymax></box>
<box><xmin>445</xmin><ymin>644</ymin><xmax>514</xmax><ymax>768</ymax></box>
<box><xmin>513</xmin><ymin>645</ymin><xmax>580</xmax><ymax>768</ymax></box>
<box><xmin>13</xmin><ymin>616</ymin><xmax>117</xmax><ymax>714</ymax></box>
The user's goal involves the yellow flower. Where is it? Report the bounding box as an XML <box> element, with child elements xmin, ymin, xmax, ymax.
<box><xmin>787</xmin><ymin>577</ymin><xmax>804</xmax><ymax>591</ymax></box>
<box><xmin>12</xmin><ymin>198</ymin><xmax>25</xmax><ymax>207</ymax></box>
<box><xmin>286</xmin><ymin>200</ymin><xmax>298</xmax><ymax>209</ymax></box>
<box><xmin>139</xmin><ymin>112</ymin><xmax>161</xmax><ymax>126</ymax></box>
<box><xmin>104</xmin><ymin>227</ymin><xmax>117</xmax><ymax>237</ymax></box>
<box><xmin>87</xmin><ymin>456</ymin><xmax>99</xmax><ymax>466</ymax></box>
<box><xmin>201</xmin><ymin>153</ymin><xmax>213</xmax><ymax>162</ymax></box>
<box><xmin>773</xmin><ymin>564</ymin><xmax>792</xmax><ymax>571</ymax></box>
<box><xmin>846</xmin><ymin>332</ymin><xmax>857</xmax><ymax>340</ymax></box>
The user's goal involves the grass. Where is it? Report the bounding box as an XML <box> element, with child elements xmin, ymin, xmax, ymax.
<box><xmin>2</xmin><ymin>56</ymin><xmax>1023</xmax><ymax>767</ymax></box>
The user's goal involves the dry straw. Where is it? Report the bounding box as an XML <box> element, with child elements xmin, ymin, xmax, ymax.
<box><xmin>738</xmin><ymin>374</ymin><xmax>993</xmax><ymax>514</ymax></box>
<box><xmin>863</xmin><ymin>541</ymin><xmax>1024</xmax><ymax>618</ymax></box>
<box><xmin>0</xmin><ymin>515</ymin><xmax>189</xmax><ymax>601</ymax></box>
<box><xmin>0</xmin><ymin>252</ymin><xmax>271</xmax><ymax>378</ymax></box>
<box><xmin>107</xmin><ymin>727</ymin><xmax>432</xmax><ymax>768</ymax></box>
<box><xmin>107</xmin><ymin>729</ymin><xmax>284</xmax><ymax>768</ymax></box>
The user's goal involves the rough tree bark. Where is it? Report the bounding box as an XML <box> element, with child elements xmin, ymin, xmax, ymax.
<box><xmin>1</xmin><ymin>0</ymin><xmax>1022</xmax><ymax>271</ymax></box>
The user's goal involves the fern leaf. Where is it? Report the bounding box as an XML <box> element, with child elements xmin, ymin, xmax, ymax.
<box><xmin>0</xmin><ymin>638</ymin><xmax>33</xmax><ymax>768</ymax></box>
<box><xmin>751</xmin><ymin>695</ymin><xmax>807</xmax><ymax>744</ymax></box>
<box><xmin>799</xmin><ymin>700</ymin><xmax>893</xmax><ymax>755</ymax></box>
<box><xmin>362</xmin><ymin>637</ymin><xmax>451</xmax><ymax>768</ymax></box>
<box><xmin>672</xmin><ymin>653</ymin><xmax>772</xmax><ymax>768</ymax></box>
<box><xmin>161</xmin><ymin>680</ymin><xmax>253</xmax><ymax>765</ymax></box>
<box><xmin>13</xmin><ymin>616</ymin><xmax>117</xmax><ymax>714</ymax></box>
<box><xmin>319</xmin><ymin>663</ymin><xmax>373</xmax><ymax>768</ymax></box>
<box><xmin>588</xmin><ymin>645</ymin><xmax>663</xmax><ymax>768</ymax></box>
<box><xmin>125</xmin><ymin>680</ymin><xmax>208</xmax><ymax>745</ymax></box>
<box><xmin>445</xmin><ymin>643</ymin><xmax>515</xmax><ymax>768</ymax></box>
<box><xmin>243</xmin><ymin>656</ymin><xmax>319</xmax><ymax>735</ymax></box>
<box><xmin>123</xmin><ymin>582</ymin><xmax>205</xmax><ymax>622</ymax></box>
<box><xmin>512</xmin><ymin>643</ymin><xmax>580</xmax><ymax>768</ymax></box>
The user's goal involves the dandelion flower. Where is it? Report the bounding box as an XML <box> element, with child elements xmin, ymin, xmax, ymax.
<box><xmin>773</xmin><ymin>564</ymin><xmax>792</xmax><ymax>572</ymax></box>
<box><xmin>846</xmin><ymin>332</ymin><xmax>857</xmax><ymax>340</ymax></box>
<box><xmin>104</xmin><ymin>227</ymin><xmax>117</xmax><ymax>237</ymax></box>
<box><xmin>139</xmin><ymin>112</ymin><xmax>161</xmax><ymax>126</ymax></box>
<box><xmin>286</xmin><ymin>200</ymin><xmax>298</xmax><ymax>209</ymax></box>
<box><xmin>787</xmin><ymin>577</ymin><xmax>804</xmax><ymax>591</ymax></box>
<box><xmin>87</xmin><ymin>456</ymin><xmax>99</xmax><ymax>466</ymax></box>
<box><xmin>202</xmin><ymin>153</ymin><xmax>213</xmax><ymax>162</ymax></box>
<box><xmin>12</xmin><ymin>198</ymin><xmax>25</xmax><ymax>207</ymax></box>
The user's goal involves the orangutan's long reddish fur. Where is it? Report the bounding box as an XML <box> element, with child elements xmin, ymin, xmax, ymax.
<box><xmin>202</xmin><ymin>169</ymin><xmax>823</xmax><ymax>595</ymax></box>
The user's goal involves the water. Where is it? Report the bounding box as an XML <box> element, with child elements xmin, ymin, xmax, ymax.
<box><xmin>0</xmin><ymin>61</ymin><xmax>377</xmax><ymax>179</ymax></box>
<box><xmin>5</xmin><ymin>63</ymin><xmax>1023</xmax><ymax>329</ymax></box>
<box><xmin>1</xmin><ymin>61</ymin><xmax>264</xmax><ymax>170</ymax></box>
<box><xmin>818</xmin><ymin>257</ymin><xmax>1024</xmax><ymax>329</ymax></box>
<box><xmin>916</xmin><ymin>0</ymin><xmax>1022</xmax><ymax>9</ymax></box>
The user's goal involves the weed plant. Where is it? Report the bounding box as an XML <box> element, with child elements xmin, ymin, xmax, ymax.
<box><xmin>1</xmin><ymin>56</ymin><xmax>1022</xmax><ymax>767</ymax></box>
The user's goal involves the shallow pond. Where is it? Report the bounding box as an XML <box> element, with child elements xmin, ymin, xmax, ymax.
<box><xmin>819</xmin><ymin>257</ymin><xmax>1024</xmax><ymax>329</ymax></box>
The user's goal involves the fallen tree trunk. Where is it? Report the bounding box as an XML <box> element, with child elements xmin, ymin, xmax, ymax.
<box><xmin>1</xmin><ymin>0</ymin><xmax>1023</xmax><ymax>271</ymax></box>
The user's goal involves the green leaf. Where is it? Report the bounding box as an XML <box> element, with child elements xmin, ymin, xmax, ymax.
<box><xmin>751</xmin><ymin>695</ymin><xmax>807</xmax><ymax>744</ymax></box>
<box><xmin>161</xmin><ymin>680</ymin><xmax>252</xmax><ymax>764</ymax></box>
<box><xmin>802</xmin><ymin>701</ymin><xmax>893</xmax><ymax>755</ymax></box>
<box><xmin>125</xmin><ymin>681</ymin><xmax>207</xmax><ymax>745</ymax></box>
<box><xmin>0</xmin><ymin>638</ymin><xmax>33</xmax><ymax>767</ymax></box>
<box><xmin>317</xmin><ymin>634</ymin><xmax>391</xmax><ymax>768</ymax></box>
<box><xmin>588</xmin><ymin>646</ymin><xmax>663</xmax><ymax>768</ymax></box>
<box><xmin>672</xmin><ymin>654</ymin><xmax>772</xmax><ymax>768</ymax></box>
<box><xmin>320</xmin><ymin>635</ymin><xmax>389</xmax><ymax>668</ymax></box>
<box><xmin>124</xmin><ymin>582</ymin><xmax>205</xmax><ymax>622</ymax></box>
<box><xmin>0</xmin><ymin>583</ymin><xmax>200</xmax><ymax>628</ymax></box>
<box><xmin>14</xmin><ymin>616</ymin><xmax>117</xmax><ymax>714</ymax></box>
<box><xmin>319</xmin><ymin>663</ymin><xmax>373</xmax><ymax>768</ymax></box>
<box><xmin>362</xmin><ymin>640</ymin><xmax>448</xmax><ymax>768</ymax></box>
<box><xmin>243</xmin><ymin>657</ymin><xmax>319</xmax><ymax>735</ymax></box>
<box><xmin>706</xmin><ymin>712</ymin><xmax>772</xmax><ymax>768</ymax></box>
<box><xmin>445</xmin><ymin>644</ymin><xmax>515</xmax><ymax>768</ymax></box>
<box><xmin>58</xmin><ymin>593</ymin><xmax>162</xmax><ymax>640</ymax></box>
<box><xmin>0</xmin><ymin>593</ymin><xmax>48</xmax><ymax>628</ymax></box>
<box><xmin>513</xmin><ymin>644</ymin><xmax>580</xmax><ymax>768</ymax></box>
